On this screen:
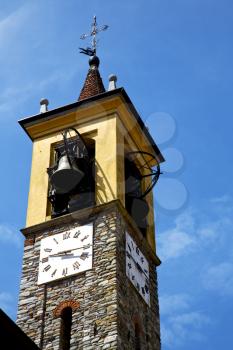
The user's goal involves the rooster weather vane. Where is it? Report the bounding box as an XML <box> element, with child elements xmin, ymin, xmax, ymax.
<box><xmin>79</xmin><ymin>15</ymin><xmax>109</xmax><ymax>56</ymax></box>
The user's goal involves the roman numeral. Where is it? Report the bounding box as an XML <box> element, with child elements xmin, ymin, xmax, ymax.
<box><xmin>145</xmin><ymin>284</ymin><xmax>149</xmax><ymax>294</ymax></box>
<box><xmin>63</xmin><ymin>232</ymin><xmax>70</xmax><ymax>240</ymax></box>
<box><xmin>74</xmin><ymin>230</ymin><xmax>81</xmax><ymax>238</ymax></box>
<box><xmin>141</xmin><ymin>287</ymin><xmax>145</xmax><ymax>295</ymax></box>
<box><xmin>127</xmin><ymin>243</ymin><xmax>132</xmax><ymax>252</ymax></box>
<box><xmin>81</xmin><ymin>235</ymin><xmax>89</xmax><ymax>242</ymax></box>
<box><xmin>53</xmin><ymin>238</ymin><xmax>59</xmax><ymax>244</ymax></box>
<box><xmin>73</xmin><ymin>261</ymin><xmax>80</xmax><ymax>270</ymax></box>
<box><xmin>62</xmin><ymin>268</ymin><xmax>68</xmax><ymax>276</ymax></box>
<box><xmin>51</xmin><ymin>269</ymin><xmax>57</xmax><ymax>277</ymax></box>
<box><xmin>42</xmin><ymin>257</ymin><xmax>49</xmax><ymax>263</ymax></box>
<box><xmin>44</xmin><ymin>248</ymin><xmax>52</xmax><ymax>253</ymax></box>
<box><xmin>83</xmin><ymin>243</ymin><xmax>91</xmax><ymax>250</ymax></box>
<box><xmin>136</xmin><ymin>247</ymin><xmax>140</xmax><ymax>255</ymax></box>
<box><xmin>80</xmin><ymin>252</ymin><xmax>89</xmax><ymax>260</ymax></box>
<box><xmin>43</xmin><ymin>264</ymin><xmax>51</xmax><ymax>272</ymax></box>
<box><xmin>128</xmin><ymin>262</ymin><xmax>132</xmax><ymax>269</ymax></box>
<box><xmin>126</xmin><ymin>251</ymin><xmax>131</xmax><ymax>258</ymax></box>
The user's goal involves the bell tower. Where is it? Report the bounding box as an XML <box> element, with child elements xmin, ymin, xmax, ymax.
<box><xmin>16</xmin><ymin>18</ymin><xmax>164</xmax><ymax>350</ymax></box>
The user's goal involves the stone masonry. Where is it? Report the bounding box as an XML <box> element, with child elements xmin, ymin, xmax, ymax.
<box><xmin>16</xmin><ymin>201</ymin><xmax>160</xmax><ymax>349</ymax></box>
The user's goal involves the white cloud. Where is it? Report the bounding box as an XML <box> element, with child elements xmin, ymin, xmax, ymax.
<box><xmin>167</xmin><ymin>311</ymin><xmax>211</xmax><ymax>345</ymax></box>
<box><xmin>157</xmin><ymin>210</ymin><xmax>196</xmax><ymax>261</ymax></box>
<box><xmin>0</xmin><ymin>3</ymin><xmax>80</xmax><ymax>118</ymax></box>
<box><xmin>210</xmin><ymin>195</ymin><xmax>233</xmax><ymax>218</ymax></box>
<box><xmin>210</xmin><ymin>194</ymin><xmax>232</xmax><ymax>204</ymax></box>
<box><xmin>170</xmin><ymin>311</ymin><xmax>210</xmax><ymax>328</ymax></box>
<box><xmin>197</xmin><ymin>225</ymin><xmax>217</xmax><ymax>241</ymax></box>
<box><xmin>175</xmin><ymin>210</ymin><xmax>195</xmax><ymax>231</ymax></box>
<box><xmin>0</xmin><ymin>224</ymin><xmax>22</xmax><ymax>247</ymax></box>
<box><xmin>0</xmin><ymin>68</ymin><xmax>77</xmax><ymax>115</ymax></box>
<box><xmin>0</xmin><ymin>3</ymin><xmax>34</xmax><ymax>49</ymax></box>
<box><xmin>160</xmin><ymin>293</ymin><xmax>212</xmax><ymax>348</ymax></box>
<box><xmin>202</xmin><ymin>262</ymin><xmax>233</xmax><ymax>296</ymax></box>
<box><xmin>157</xmin><ymin>196</ymin><xmax>233</xmax><ymax>262</ymax></box>
<box><xmin>0</xmin><ymin>292</ymin><xmax>14</xmax><ymax>314</ymax></box>
<box><xmin>158</xmin><ymin>228</ymin><xmax>195</xmax><ymax>261</ymax></box>
<box><xmin>158</xmin><ymin>196</ymin><xmax>233</xmax><ymax>349</ymax></box>
<box><xmin>160</xmin><ymin>293</ymin><xmax>190</xmax><ymax>316</ymax></box>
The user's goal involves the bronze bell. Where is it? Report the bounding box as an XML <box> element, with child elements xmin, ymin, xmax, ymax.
<box><xmin>50</xmin><ymin>155</ymin><xmax>84</xmax><ymax>194</ymax></box>
<box><xmin>126</xmin><ymin>196</ymin><xmax>149</xmax><ymax>230</ymax></box>
<box><xmin>130</xmin><ymin>198</ymin><xmax>149</xmax><ymax>223</ymax></box>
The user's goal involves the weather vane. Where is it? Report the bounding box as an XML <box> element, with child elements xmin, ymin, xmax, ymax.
<box><xmin>79</xmin><ymin>15</ymin><xmax>109</xmax><ymax>56</ymax></box>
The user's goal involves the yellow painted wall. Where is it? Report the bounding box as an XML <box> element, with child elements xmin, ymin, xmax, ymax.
<box><xmin>24</xmin><ymin>95</ymin><xmax>159</xmax><ymax>252</ymax></box>
<box><xmin>26</xmin><ymin>113</ymin><xmax>122</xmax><ymax>227</ymax></box>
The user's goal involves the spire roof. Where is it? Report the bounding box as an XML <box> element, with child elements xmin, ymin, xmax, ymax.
<box><xmin>78</xmin><ymin>55</ymin><xmax>105</xmax><ymax>101</ymax></box>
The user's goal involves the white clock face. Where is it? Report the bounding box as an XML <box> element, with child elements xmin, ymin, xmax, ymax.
<box><xmin>126</xmin><ymin>232</ymin><xmax>150</xmax><ymax>305</ymax></box>
<box><xmin>38</xmin><ymin>223</ymin><xmax>93</xmax><ymax>285</ymax></box>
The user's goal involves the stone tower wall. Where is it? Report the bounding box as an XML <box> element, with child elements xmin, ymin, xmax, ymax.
<box><xmin>17</xmin><ymin>201</ymin><xmax>160</xmax><ymax>349</ymax></box>
<box><xmin>115</xmin><ymin>213</ymin><xmax>161</xmax><ymax>349</ymax></box>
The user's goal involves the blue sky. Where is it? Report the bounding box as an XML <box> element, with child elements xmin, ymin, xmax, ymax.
<box><xmin>0</xmin><ymin>0</ymin><xmax>233</xmax><ymax>349</ymax></box>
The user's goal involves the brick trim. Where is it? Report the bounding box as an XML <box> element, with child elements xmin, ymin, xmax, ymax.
<box><xmin>53</xmin><ymin>299</ymin><xmax>80</xmax><ymax>318</ymax></box>
<box><xmin>24</xmin><ymin>238</ymin><xmax>34</xmax><ymax>247</ymax></box>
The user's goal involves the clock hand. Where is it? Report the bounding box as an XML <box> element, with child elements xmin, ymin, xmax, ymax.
<box><xmin>51</xmin><ymin>252</ymin><xmax>92</xmax><ymax>260</ymax></box>
<box><xmin>67</xmin><ymin>244</ymin><xmax>92</xmax><ymax>252</ymax></box>
<box><xmin>78</xmin><ymin>243</ymin><xmax>91</xmax><ymax>249</ymax></box>
<box><xmin>49</xmin><ymin>252</ymin><xmax>74</xmax><ymax>257</ymax></box>
<box><xmin>127</xmin><ymin>251</ymin><xmax>148</xmax><ymax>278</ymax></box>
<box><xmin>135</xmin><ymin>261</ymin><xmax>143</xmax><ymax>273</ymax></box>
<box><xmin>49</xmin><ymin>244</ymin><xmax>92</xmax><ymax>257</ymax></box>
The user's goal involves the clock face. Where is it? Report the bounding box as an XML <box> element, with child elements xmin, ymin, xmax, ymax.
<box><xmin>38</xmin><ymin>223</ymin><xmax>93</xmax><ymax>285</ymax></box>
<box><xmin>125</xmin><ymin>232</ymin><xmax>150</xmax><ymax>305</ymax></box>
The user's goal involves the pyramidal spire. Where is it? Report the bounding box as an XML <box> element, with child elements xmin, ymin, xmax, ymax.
<box><xmin>78</xmin><ymin>55</ymin><xmax>105</xmax><ymax>101</ymax></box>
<box><xmin>78</xmin><ymin>16</ymin><xmax>109</xmax><ymax>101</ymax></box>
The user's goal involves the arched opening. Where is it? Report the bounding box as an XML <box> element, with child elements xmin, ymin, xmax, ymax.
<box><xmin>47</xmin><ymin>134</ymin><xmax>95</xmax><ymax>218</ymax></box>
<box><xmin>59</xmin><ymin>307</ymin><xmax>72</xmax><ymax>350</ymax></box>
<box><xmin>125</xmin><ymin>156</ymin><xmax>148</xmax><ymax>238</ymax></box>
<box><xmin>135</xmin><ymin>322</ymin><xmax>141</xmax><ymax>350</ymax></box>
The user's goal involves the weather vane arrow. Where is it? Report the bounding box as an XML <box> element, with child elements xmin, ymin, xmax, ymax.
<box><xmin>79</xmin><ymin>15</ymin><xmax>109</xmax><ymax>56</ymax></box>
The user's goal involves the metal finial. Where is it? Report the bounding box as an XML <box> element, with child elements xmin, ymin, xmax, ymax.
<box><xmin>79</xmin><ymin>16</ymin><xmax>109</xmax><ymax>56</ymax></box>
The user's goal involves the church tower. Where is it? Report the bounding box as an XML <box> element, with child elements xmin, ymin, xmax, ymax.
<box><xmin>16</xmin><ymin>18</ymin><xmax>164</xmax><ymax>350</ymax></box>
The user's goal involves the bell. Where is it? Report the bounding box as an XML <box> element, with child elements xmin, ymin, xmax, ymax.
<box><xmin>126</xmin><ymin>196</ymin><xmax>149</xmax><ymax>230</ymax></box>
<box><xmin>130</xmin><ymin>197</ymin><xmax>149</xmax><ymax>224</ymax></box>
<box><xmin>50</xmin><ymin>155</ymin><xmax>84</xmax><ymax>194</ymax></box>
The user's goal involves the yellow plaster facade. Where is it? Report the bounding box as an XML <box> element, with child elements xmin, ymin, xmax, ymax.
<box><xmin>23</xmin><ymin>93</ymin><xmax>160</xmax><ymax>252</ymax></box>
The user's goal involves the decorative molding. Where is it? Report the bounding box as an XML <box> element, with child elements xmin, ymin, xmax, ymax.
<box><xmin>21</xmin><ymin>199</ymin><xmax>161</xmax><ymax>266</ymax></box>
